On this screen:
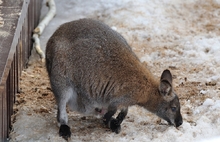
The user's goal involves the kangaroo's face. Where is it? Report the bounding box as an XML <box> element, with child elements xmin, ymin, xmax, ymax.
<box><xmin>156</xmin><ymin>92</ymin><xmax>182</xmax><ymax>127</ymax></box>
<box><xmin>156</xmin><ymin>70</ymin><xmax>183</xmax><ymax>127</ymax></box>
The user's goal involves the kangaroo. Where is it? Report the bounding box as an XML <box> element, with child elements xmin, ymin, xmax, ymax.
<box><xmin>46</xmin><ymin>18</ymin><xmax>182</xmax><ymax>140</ymax></box>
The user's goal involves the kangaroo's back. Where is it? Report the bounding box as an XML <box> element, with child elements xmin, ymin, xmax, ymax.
<box><xmin>46</xmin><ymin>18</ymin><xmax>139</xmax><ymax>70</ymax></box>
<box><xmin>46</xmin><ymin>18</ymin><xmax>150</xmax><ymax>97</ymax></box>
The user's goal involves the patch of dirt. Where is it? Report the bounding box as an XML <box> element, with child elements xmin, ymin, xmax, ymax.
<box><xmin>12</xmin><ymin>61</ymin><xmax>55</xmax><ymax>124</ymax></box>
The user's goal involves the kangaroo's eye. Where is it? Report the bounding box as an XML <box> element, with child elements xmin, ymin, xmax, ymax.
<box><xmin>171</xmin><ymin>107</ymin><xmax>176</xmax><ymax>112</ymax></box>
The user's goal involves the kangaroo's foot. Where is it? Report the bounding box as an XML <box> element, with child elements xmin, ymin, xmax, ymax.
<box><xmin>59</xmin><ymin>124</ymin><xmax>71</xmax><ymax>140</ymax></box>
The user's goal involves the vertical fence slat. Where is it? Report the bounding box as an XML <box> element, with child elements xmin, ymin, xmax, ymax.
<box><xmin>28</xmin><ymin>1</ymin><xmax>33</xmax><ymax>61</ymax></box>
<box><xmin>7</xmin><ymin>69</ymin><xmax>11</xmax><ymax>139</ymax></box>
<box><xmin>0</xmin><ymin>90</ymin><xmax>3</xmax><ymax>141</ymax></box>
<box><xmin>3</xmin><ymin>85</ymin><xmax>7</xmax><ymax>141</ymax></box>
<box><xmin>22</xmin><ymin>19</ymin><xmax>27</xmax><ymax>68</ymax></box>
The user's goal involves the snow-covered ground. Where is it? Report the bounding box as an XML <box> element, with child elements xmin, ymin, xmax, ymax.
<box><xmin>10</xmin><ymin>0</ymin><xmax>220</xmax><ymax>141</ymax></box>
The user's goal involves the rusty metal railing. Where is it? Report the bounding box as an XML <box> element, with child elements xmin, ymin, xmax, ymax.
<box><xmin>0</xmin><ymin>0</ymin><xmax>42</xmax><ymax>141</ymax></box>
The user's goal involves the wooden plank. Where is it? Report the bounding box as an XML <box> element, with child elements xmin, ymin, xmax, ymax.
<box><xmin>0</xmin><ymin>0</ymin><xmax>24</xmax><ymax>85</ymax></box>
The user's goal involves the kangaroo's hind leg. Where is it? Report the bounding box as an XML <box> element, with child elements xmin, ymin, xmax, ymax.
<box><xmin>57</xmin><ymin>93</ymin><xmax>71</xmax><ymax>140</ymax></box>
<box><xmin>50</xmin><ymin>78</ymin><xmax>74</xmax><ymax>140</ymax></box>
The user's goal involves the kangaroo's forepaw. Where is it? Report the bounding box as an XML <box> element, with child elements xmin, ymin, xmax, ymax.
<box><xmin>59</xmin><ymin>125</ymin><xmax>71</xmax><ymax>140</ymax></box>
<box><xmin>110</xmin><ymin>119</ymin><xmax>121</xmax><ymax>134</ymax></box>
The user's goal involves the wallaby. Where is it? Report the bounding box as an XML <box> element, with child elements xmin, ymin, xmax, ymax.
<box><xmin>46</xmin><ymin>18</ymin><xmax>182</xmax><ymax>140</ymax></box>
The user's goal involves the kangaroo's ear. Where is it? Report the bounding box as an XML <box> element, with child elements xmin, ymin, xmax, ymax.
<box><xmin>161</xmin><ymin>69</ymin><xmax>172</xmax><ymax>85</ymax></box>
<box><xmin>159</xmin><ymin>70</ymin><xmax>175</xmax><ymax>101</ymax></box>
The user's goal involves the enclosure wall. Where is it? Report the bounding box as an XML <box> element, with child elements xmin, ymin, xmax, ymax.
<box><xmin>0</xmin><ymin>0</ymin><xmax>42</xmax><ymax>141</ymax></box>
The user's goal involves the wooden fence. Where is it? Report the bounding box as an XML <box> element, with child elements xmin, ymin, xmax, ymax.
<box><xmin>0</xmin><ymin>0</ymin><xmax>42</xmax><ymax>141</ymax></box>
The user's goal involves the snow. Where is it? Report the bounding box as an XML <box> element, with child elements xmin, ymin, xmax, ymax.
<box><xmin>203</xmin><ymin>98</ymin><xmax>215</xmax><ymax>106</ymax></box>
<box><xmin>10</xmin><ymin>0</ymin><xmax>220</xmax><ymax>142</ymax></box>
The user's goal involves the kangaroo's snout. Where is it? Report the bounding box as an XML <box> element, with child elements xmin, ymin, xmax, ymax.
<box><xmin>175</xmin><ymin>115</ymin><xmax>183</xmax><ymax>127</ymax></box>
<box><xmin>165</xmin><ymin>111</ymin><xmax>182</xmax><ymax>127</ymax></box>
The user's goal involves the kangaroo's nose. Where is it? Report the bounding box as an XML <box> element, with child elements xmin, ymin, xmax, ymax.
<box><xmin>176</xmin><ymin>120</ymin><xmax>183</xmax><ymax>127</ymax></box>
